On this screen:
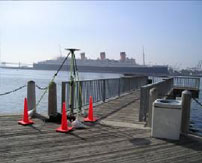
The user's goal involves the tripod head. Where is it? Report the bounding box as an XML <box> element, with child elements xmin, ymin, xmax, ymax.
<box><xmin>65</xmin><ymin>48</ymin><xmax>80</xmax><ymax>54</ymax></box>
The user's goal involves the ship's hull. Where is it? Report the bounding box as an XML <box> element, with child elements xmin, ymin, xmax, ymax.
<box><xmin>33</xmin><ymin>63</ymin><xmax>169</xmax><ymax>76</ymax></box>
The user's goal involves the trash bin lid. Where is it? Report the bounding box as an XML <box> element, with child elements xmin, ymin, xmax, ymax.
<box><xmin>153</xmin><ymin>99</ymin><xmax>182</xmax><ymax>109</ymax></box>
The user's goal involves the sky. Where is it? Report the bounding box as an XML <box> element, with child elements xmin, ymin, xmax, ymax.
<box><xmin>0</xmin><ymin>1</ymin><xmax>202</xmax><ymax>69</ymax></box>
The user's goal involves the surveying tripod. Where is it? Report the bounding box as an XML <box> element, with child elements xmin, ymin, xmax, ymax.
<box><xmin>65</xmin><ymin>48</ymin><xmax>82</xmax><ymax>119</ymax></box>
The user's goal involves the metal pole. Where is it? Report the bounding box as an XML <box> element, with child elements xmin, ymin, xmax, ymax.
<box><xmin>102</xmin><ymin>79</ymin><xmax>106</xmax><ymax>102</ymax></box>
<box><xmin>70</xmin><ymin>79</ymin><xmax>75</xmax><ymax>115</ymax></box>
<box><xmin>61</xmin><ymin>82</ymin><xmax>66</xmax><ymax>113</ymax></box>
<box><xmin>118</xmin><ymin>78</ymin><xmax>121</xmax><ymax>97</ymax></box>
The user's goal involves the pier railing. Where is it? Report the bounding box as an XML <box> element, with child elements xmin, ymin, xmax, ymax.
<box><xmin>140</xmin><ymin>76</ymin><xmax>201</xmax><ymax>124</ymax></box>
<box><xmin>61</xmin><ymin>76</ymin><xmax>148</xmax><ymax>111</ymax></box>
<box><xmin>139</xmin><ymin>78</ymin><xmax>174</xmax><ymax>122</ymax></box>
<box><xmin>149</xmin><ymin>76</ymin><xmax>200</xmax><ymax>90</ymax></box>
<box><xmin>173</xmin><ymin>76</ymin><xmax>200</xmax><ymax>90</ymax></box>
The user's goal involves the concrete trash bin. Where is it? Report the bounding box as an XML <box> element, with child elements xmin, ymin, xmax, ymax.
<box><xmin>151</xmin><ymin>99</ymin><xmax>182</xmax><ymax>140</ymax></box>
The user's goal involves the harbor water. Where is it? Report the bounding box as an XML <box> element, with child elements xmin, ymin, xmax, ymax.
<box><xmin>190</xmin><ymin>79</ymin><xmax>202</xmax><ymax>135</ymax></box>
<box><xmin>0</xmin><ymin>68</ymin><xmax>202</xmax><ymax>135</ymax></box>
<box><xmin>0</xmin><ymin>68</ymin><xmax>121</xmax><ymax>115</ymax></box>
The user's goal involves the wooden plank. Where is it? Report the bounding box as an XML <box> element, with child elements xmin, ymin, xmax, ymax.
<box><xmin>0</xmin><ymin>91</ymin><xmax>202</xmax><ymax>163</ymax></box>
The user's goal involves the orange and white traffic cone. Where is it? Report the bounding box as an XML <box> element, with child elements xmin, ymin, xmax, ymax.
<box><xmin>56</xmin><ymin>102</ymin><xmax>72</xmax><ymax>133</ymax></box>
<box><xmin>18</xmin><ymin>98</ymin><xmax>34</xmax><ymax>125</ymax></box>
<box><xmin>84</xmin><ymin>96</ymin><xmax>98</xmax><ymax>122</ymax></box>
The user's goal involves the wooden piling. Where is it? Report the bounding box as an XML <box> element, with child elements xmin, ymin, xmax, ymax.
<box><xmin>147</xmin><ymin>88</ymin><xmax>158</xmax><ymax>127</ymax></box>
<box><xmin>27</xmin><ymin>81</ymin><xmax>36</xmax><ymax>112</ymax></box>
<box><xmin>48</xmin><ymin>82</ymin><xmax>57</xmax><ymax>116</ymax></box>
<box><xmin>181</xmin><ymin>90</ymin><xmax>192</xmax><ymax>134</ymax></box>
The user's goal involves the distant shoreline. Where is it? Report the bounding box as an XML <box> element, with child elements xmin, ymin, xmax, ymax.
<box><xmin>0</xmin><ymin>66</ymin><xmax>32</xmax><ymax>70</ymax></box>
<box><xmin>0</xmin><ymin>66</ymin><xmax>202</xmax><ymax>77</ymax></box>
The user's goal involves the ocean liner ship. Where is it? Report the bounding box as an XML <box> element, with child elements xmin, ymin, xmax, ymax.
<box><xmin>33</xmin><ymin>52</ymin><xmax>169</xmax><ymax>76</ymax></box>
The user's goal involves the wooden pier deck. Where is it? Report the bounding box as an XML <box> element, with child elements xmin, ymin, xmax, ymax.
<box><xmin>1</xmin><ymin>90</ymin><xmax>202</xmax><ymax>163</ymax></box>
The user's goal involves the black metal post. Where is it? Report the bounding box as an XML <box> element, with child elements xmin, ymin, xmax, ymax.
<box><xmin>102</xmin><ymin>79</ymin><xmax>106</xmax><ymax>102</ymax></box>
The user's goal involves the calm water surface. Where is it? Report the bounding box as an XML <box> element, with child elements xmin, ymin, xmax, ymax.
<box><xmin>0</xmin><ymin>68</ymin><xmax>121</xmax><ymax>115</ymax></box>
<box><xmin>190</xmin><ymin>78</ymin><xmax>202</xmax><ymax>135</ymax></box>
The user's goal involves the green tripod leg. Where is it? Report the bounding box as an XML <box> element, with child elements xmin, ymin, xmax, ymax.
<box><xmin>65</xmin><ymin>48</ymin><xmax>86</xmax><ymax>128</ymax></box>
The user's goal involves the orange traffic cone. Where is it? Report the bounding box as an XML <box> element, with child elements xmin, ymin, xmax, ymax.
<box><xmin>84</xmin><ymin>96</ymin><xmax>98</xmax><ymax>122</ymax></box>
<box><xmin>56</xmin><ymin>102</ymin><xmax>72</xmax><ymax>133</ymax></box>
<box><xmin>18</xmin><ymin>98</ymin><xmax>34</xmax><ymax>125</ymax></box>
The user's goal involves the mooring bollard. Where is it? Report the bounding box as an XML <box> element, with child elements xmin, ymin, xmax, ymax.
<box><xmin>48</xmin><ymin>82</ymin><xmax>57</xmax><ymax>116</ymax></box>
<box><xmin>147</xmin><ymin>88</ymin><xmax>158</xmax><ymax>127</ymax></box>
<box><xmin>27</xmin><ymin>81</ymin><xmax>36</xmax><ymax>113</ymax></box>
<box><xmin>181</xmin><ymin>90</ymin><xmax>192</xmax><ymax>134</ymax></box>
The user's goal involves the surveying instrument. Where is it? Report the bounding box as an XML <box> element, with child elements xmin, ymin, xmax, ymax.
<box><xmin>65</xmin><ymin>48</ymin><xmax>85</xmax><ymax>128</ymax></box>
